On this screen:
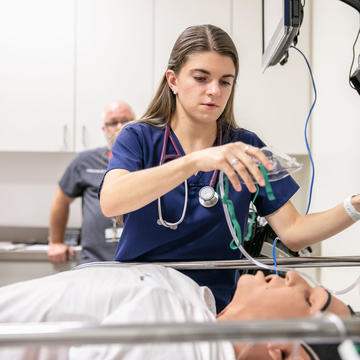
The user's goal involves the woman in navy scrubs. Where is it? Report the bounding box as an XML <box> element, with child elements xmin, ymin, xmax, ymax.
<box><xmin>100</xmin><ymin>24</ymin><xmax>360</xmax><ymax>312</ymax></box>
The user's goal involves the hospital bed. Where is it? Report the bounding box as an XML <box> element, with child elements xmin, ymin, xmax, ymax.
<box><xmin>0</xmin><ymin>256</ymin><xmax>360</xmax><ymax>356</ymax></box>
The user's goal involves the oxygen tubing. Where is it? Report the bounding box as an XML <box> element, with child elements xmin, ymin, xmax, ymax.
<box><xmin>218</xmin><ymin>170</ymin><xmax>360</xmax><ymax>296</ymax></box>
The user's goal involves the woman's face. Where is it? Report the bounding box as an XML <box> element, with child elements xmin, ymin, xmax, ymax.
<box><xmin>168</xmin><ymin>51</ymin><xmax>236</xmax><ymax>126</ymax></box>
<box><xmin>226</xmin><ymin>271</ymin><xmax>350</xmax><ymax>320</ymax></box>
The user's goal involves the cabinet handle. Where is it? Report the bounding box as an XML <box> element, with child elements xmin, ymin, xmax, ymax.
<box><xmin>82</xmin><ymin>125</ymin><xmax>87</xmax><ymax>149</ymax></box>
<box><xmin>63</xmin><ymin>125</ymin><xmax>68</xmax><ymax>150</ymax></box>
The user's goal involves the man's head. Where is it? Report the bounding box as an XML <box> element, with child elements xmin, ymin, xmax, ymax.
<box><xmin>102</xmin><ymin>101</ymin><xmax>135</xmax><ymax>149</ymax></box>
<box><xmin>218</xmin><ymin>271</ymin><xmax>350</xmax><ymax>321</ymax></box>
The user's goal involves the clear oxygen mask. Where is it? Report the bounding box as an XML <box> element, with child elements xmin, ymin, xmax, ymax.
<box><xmin>239</xmin><ymin>146</ymin><xmax>303</xmax><ymax>183</ymax></box>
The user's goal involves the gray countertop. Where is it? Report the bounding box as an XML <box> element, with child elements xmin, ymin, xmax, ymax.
<box><xmin>0</xmin><ymin>242</ymin><xmax>81</xmax><ymax>262</ymax></box>
<box><xmin>0</xmin><ymin>226</ymin><xmax>80</xmax><ymax>244</ymax></box>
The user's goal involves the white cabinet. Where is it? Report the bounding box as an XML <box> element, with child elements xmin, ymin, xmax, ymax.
<box><xmin>75</xmin><ymin>0</ymin><xmax>154</xmax><ymax>151</ymax></box>
<box><xmin>0</xmin><ymin>0</ymin><xmax>75</xmax><ymax>152</ymax></box>
<box><xmin>153</xmin><ymin>0</ymin><xmax>232</xmax><ymax>91</ymax></box>
<box><xmin>0</xmin><ymin>0</ymin><xmax>154</xmax><ymax>152</ymax></box>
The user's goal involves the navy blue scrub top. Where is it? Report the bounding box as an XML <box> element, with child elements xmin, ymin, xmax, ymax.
<box><xmin>102</xmin><ymin>122</ymin><xmax>299</xmax><ymax>312</ymax></box>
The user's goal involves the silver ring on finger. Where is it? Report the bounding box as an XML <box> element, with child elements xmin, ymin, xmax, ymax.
<box><xmin>231</xmin><ymin>158</ymin><xmax>240</xmax><ymax>166</ymax></box>
<box><xmin>244</xmin><ymin>145</ymin><xmax>250</xmax><ymax>153</ymax></box>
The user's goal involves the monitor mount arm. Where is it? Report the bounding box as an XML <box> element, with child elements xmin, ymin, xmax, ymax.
<box><xmin>339</xmin><ymin>0</ymin><xmax>360</xmax><ymax>94</ymax></box>
<box><xmin>339</xmin><ymin>0</ymin><xmax>360</xmax><ymax>13</ymax></box>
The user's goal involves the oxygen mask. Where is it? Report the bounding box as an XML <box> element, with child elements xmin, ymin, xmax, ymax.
<box><xmin>261</xmin><ymin>146</ymin><xmax>303</xmax><ymax>181</ymax></box>
<box><xmin>238</xmin><ymin>146</ymin><xmax>303</xmax><ymax>184</ymax></box>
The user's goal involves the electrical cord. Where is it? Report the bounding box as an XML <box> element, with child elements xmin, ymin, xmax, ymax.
<box><xmin>272</xmin><ymin>45</ymin><xmax>318</xmax><ymax>274</ymax></box>
<box><xmin>272</xmin><ymin>237</ymin><xmax>279</xmax><ymax>276</ymax></box>
<box><xmin>349</xmin><ymin>13</ymin><xmax>360</xmax><ymax>89</ymax></box>
<box><xmin>290</xmin><ymin>45</ymin><xmax>317</xmax><ymax>215</ymax></box>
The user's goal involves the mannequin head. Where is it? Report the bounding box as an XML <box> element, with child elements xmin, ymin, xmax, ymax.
<box><xmin>218</xmin><ymin>271</ymin><xmax>350</xmax><ymax>321</ymax></box>
<box><xmin>217</xmin><ymin>271</ymin><xmax>351</xmax><ymax>360</ymax></box>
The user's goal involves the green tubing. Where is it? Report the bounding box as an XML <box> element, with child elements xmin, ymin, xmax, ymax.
<box><xmin>217</xmin><ymin>177</ymin><xmax>242</xmax><ymax>249</ymax></box>
<box><xmin>217</xmin><ymin>165</ymin><xmax>275</xmax><ymax>251</ymax></box>
<box><xmin>259</xmin><ymin>164</ymin><xmax>275</xmax><ymax>201</ymax></box>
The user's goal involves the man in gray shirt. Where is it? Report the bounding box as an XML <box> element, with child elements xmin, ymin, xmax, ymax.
<box><xmin>47</xmin><ymin>101</ymin><xmax>135</xmax><ymax>264</ymax></box>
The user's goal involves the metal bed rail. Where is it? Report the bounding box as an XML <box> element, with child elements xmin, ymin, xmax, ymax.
<box><xmin>1</xmin><ymin>317</ymin><xmax>360</xmax><ymax>347</ymax></box>
<box><xmin>76</xmin><ymin>256</ymin><xmax>360</xmax><ymax>271</ymax></box>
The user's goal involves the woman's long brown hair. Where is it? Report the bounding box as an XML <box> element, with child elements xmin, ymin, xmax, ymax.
<box><xmin>137</xmin><ymin>24</ymin><xmax>240</xmax><ymax>132</ymax></box>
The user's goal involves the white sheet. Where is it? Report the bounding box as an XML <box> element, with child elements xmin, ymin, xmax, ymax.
<box><xmin>0</xmin><ymin>264</ymin><xmax>235</xmax><ymax>360</ymax></box>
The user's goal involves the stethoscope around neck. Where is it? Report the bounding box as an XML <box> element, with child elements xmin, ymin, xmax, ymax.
<box><xmin>157</xmin><ymin>125</ymin><xmax>222</xmax><ymax>230</ymax></box>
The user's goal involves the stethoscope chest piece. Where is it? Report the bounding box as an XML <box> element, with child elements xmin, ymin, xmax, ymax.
<box><xmin>199</xmin><ymin>186</ymin><xmax>219</xmax><ymax>208</ymax></box>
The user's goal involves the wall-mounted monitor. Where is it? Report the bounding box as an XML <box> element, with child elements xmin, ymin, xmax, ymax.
<box><xmin>262</xmin><ymin>0</ymin><xmax>303</xmax><ymax>72</ymax></box>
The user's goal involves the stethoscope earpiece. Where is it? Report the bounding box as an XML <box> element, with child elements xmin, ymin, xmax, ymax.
<box><xmin>199</xmin><ymin>186</ymin><xmax>219</xmax><ymax>208</ymax></box>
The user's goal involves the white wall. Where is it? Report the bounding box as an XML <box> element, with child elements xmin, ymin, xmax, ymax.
<box><xmin>0</xmin><ymin>152</ymin><xmax>81</xmax><ymax>228</ymax></box>
<box><xmin>312</xmin><ymin>0</ymin><xmax>360</xmax><ymax>309</ymax></box>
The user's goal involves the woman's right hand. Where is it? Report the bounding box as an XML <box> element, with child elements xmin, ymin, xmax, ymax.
<box><xmin>189</xmin><ymin>141</ymin><xmax>273</xmax><ymax>193</ymax></box>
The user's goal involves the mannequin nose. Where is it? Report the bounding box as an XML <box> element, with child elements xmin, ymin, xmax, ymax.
<box><xmin>265</xmin><ymin>274</ymin><xmax>277</xmax><ymax>282</ymax></box>
<box><xmin>285</xmin><ymin>271</ymin><xmax>304</xmax><ymax>286</ymax></box>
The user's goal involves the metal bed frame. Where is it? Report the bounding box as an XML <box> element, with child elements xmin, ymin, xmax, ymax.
<box><xmin>76</xmin><ymin>255</ymin><xmax>360</xmax><ymax>271</ymax></box>
<box><xmin>1</xmin><ymin>256</ymin><xmax>360</xmax><ymax>348</ymax></box>
<box><xmin>1</xmin><ymin>317</ymin><xmax>360</xmax><ymax>347</ymax></box>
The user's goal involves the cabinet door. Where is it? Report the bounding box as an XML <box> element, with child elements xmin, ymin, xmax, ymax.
<box><xmin>76</xmin><ymin>0</ymin><xmax>153</xmax><ymax>151</ymax></box>
<box><xmin>0</xmin><ymin>0</ymin><xmax>74</xmax><ymax>152</ymax></box>
<box><xmin>232</xmin><ymin>1</ymin><xmax>311</xmax><ymax>154</ymax></box>
<box><xmin>153</xmin><ymin>0</ymin><xmax>232</xmax><ymax>92</ymax></box>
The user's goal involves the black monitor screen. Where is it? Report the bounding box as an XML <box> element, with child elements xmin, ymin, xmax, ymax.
<box><xmin>262</xmin><ymin>0</ymin><xmax>302</xmax><ymax>72</ymax></box>
<box><xmin>262</xmin><ymin>0</ymin><xmax>283</xmax><ymax>54</ymax></box>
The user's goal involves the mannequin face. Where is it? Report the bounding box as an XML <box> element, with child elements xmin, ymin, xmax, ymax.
<box><xmin>219</xmin><ymin>271</ymin><xmax>350</xmax><ymax>321</ymax></box>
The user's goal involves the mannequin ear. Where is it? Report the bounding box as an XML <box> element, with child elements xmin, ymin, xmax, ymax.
<box><xmin>166</xmin><ymin>70</ymin><xmax>177</xmax><ymax>92</ymax></box>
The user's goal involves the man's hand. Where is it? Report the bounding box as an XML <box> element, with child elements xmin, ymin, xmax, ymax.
<box><xmin>47</xmin><ymin>243</ymin><xmax>75</xmax><ymax>264</ymax></box>
<box><xmin>48</xmin><ymin>187</ymin><xmax>75</xmax><ymax>264</ymax></box>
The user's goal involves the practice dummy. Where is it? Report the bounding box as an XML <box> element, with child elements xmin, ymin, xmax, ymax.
<box><xmin>0</xmin><ymin>264</ymin><xmax>353</xmax><ymax>360</ymax></box>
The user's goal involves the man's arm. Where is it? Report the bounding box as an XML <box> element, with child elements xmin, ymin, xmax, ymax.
<box><xmin>47</xmin><ymin>186</ymin><xmax>75</xmax><ymax>264</ymax></box>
